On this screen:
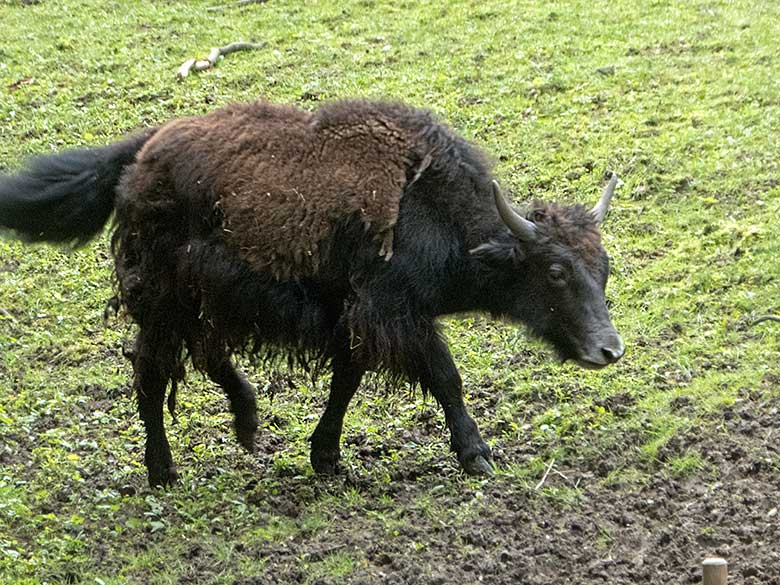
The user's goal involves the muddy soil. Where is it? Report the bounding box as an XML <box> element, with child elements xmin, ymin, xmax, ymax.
<box><xmin>234</xmin><ymin>388</ymin><xmax>779</xmax><ymax>585</ymax></box>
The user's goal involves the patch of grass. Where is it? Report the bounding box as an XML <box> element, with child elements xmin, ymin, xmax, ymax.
<box><xmin>2</xmin><ymin>0</ymin><xmax>780</xmax><ymax>582</ymax></box>
<box><xmin>305</xmin><ymin>551</ymin><xmax>359</xmax><ymax>583</ymax></box>
<box><xmin>601</xmin><ymin>466</ymin><xmax>649</xmax><ymax>489</ymax></box>
<box><xmin>666</xmin><ymin>452</ymin><xmax>707</xmax><ymax>478</ymax></box>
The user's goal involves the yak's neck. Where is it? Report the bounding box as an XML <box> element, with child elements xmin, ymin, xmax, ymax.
<box><xmin>429</xmin><ymin>254</ymin><xmax>510</xmax><ymax>319</ymax></box>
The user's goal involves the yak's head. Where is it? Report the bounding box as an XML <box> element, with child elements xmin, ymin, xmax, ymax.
<box><xmin>471</xmin><ymin>174</ymin><xmax>624</xmax><ymax>369</ymax></box>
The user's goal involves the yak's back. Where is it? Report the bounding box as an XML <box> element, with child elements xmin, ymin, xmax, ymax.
<box><xmin>122</xmin><ymin>99</ymin><xmax>472</xmax><ymax>280</ymax></box>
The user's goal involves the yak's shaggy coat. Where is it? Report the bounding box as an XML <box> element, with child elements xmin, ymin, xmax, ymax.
<box><xmin>0</xmin><ymin>99</ymin><xmax>623</xmax><ymax>486</ymax></box>
<box><xmin>130</xmin><ymin>100</ymin><xmax>441</xmax><ymax>279</ymax></box>
<box><xmin>112</xmin><ymin>100</ymin><xmax>496</xmax><ymax>378</ymax></box>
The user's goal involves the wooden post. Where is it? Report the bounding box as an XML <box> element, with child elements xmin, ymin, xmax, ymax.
<box><xmin>702</xmin><ymin>558</ymin><xmax>727</xmax><ymax>585</ymax></box>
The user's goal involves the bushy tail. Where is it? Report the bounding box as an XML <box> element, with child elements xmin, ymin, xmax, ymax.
<box><xmin>0</xmin><ymin>129</ymin><xmax>156</xmax><ymax>247</ymax></box>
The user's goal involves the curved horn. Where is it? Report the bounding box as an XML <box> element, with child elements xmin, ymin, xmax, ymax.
<box><xmin>492</xmin><ymin>180</ymin><xmax>537</xmax><ymax>242</ymax></box>
<box><xmin>591</xmin><ymin>172</ymin><xmax>618</xmax><ymax>224</ymax></box>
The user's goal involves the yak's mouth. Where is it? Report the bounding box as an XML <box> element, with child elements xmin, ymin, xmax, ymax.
<box><xmin>558</xmin><ymin>336</ymin><xmax>625</xmax><ymax>370</ymax></box>
<box><xmin>569</xmin><ymin>341</ymin><xmax>625</xmax><ymax>370</ymax></box>
<box><xmin>524</xmin><ymin>321</ymin><xmax>624</xmax><ymax>370</ymax></box>
<box><xmin>574</xmin><ymin>358</ymin><xmax>610</xmax><ymax>370</ymax></box>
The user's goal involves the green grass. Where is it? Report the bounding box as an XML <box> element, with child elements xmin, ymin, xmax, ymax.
<box><xmin>1</xmin><ymin>0</ymin><xmax>780</xmax><ymax>582</ymax></box>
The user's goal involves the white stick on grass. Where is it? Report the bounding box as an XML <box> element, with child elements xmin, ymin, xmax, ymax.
<box><xmin>177</xmin><ymin>42</ymin><xmax>266</xmax><ymax>79</ymax></box>
<box><xmin>534</xmin><ymin>458</ymin><xmax>556</xmax><ymax>491</ymax></box>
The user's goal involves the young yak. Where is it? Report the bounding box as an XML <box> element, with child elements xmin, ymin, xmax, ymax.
<box><xmin>0</xmin><ymin>99</ymin><xmax>624</xmax><ymax>487</ymax></box>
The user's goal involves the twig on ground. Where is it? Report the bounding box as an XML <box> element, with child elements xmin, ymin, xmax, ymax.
<box><xmin>177</xmin><ymin>59</ymin><xmax>198</xmax><ymax>79</ymax></box>
<box><xmin>549</xmin><ymin>467</ymin><xmax>584</xmax><ymax>489</ymax></box>
<box><xmin>177</xmin><ymin>42</ymin><xmax>266</xmax><ymax>79</ymax></box>
<box><xmin>207</xmin><ymin>0</ymin><xmax>268</xmax><ymax>12</ymax></box>
<box><xmin>751</xmin><ymin>315</ymin><xmax>780</xmax><ymax>326</ymax></box>
<box><xmin>534</xmin><ymin>458</ymin><xmax>556</xmax><ymax>491</ymax></box>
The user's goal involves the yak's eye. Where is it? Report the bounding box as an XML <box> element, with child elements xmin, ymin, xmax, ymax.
<box><xmin>548</xmin><ymin>263</ymin><xmax>567</xmax><ymax>286</ymax></box>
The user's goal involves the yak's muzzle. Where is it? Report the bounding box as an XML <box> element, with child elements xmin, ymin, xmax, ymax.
<box><xmin>575</xmin><ymin>331</ymin><xmax>625</xmax><ymax>370</ymax></box>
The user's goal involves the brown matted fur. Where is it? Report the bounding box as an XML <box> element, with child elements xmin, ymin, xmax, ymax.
<box><xmin>128</xmin><ymin>100</ymin><xmax>437</xmax><ymax>280</ymax></box>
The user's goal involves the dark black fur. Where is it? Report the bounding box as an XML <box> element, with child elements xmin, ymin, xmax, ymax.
<box><xmin>0</xmin><ymin>100</ymin><xmax>623</xmax><ymax>486</ymax></box>
<box><xmin>0</xmin><ymin>131</ymin><xmax>155</xmax><ymax>246</ymax></box>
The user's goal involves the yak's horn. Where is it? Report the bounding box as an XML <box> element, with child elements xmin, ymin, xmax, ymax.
<box><xmin>493</xmin><ymin>181</ymin><xmax>537</xmax><ymax>242</ymax></box>
<box><xmin>591</xmin><ymin>172</ymin><xmax>618</xmax><ymax>224</ymax></box>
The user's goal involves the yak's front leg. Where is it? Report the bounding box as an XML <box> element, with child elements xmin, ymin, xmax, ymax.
<box><xmin>418</xmin><ymin>333</ymin><xmax>493</xmax><ymax>475</ymax></box>
<box><xmin>309</xmin><ymin>351</ymin><xmax>366</xmax><ymax>474</ymax></box>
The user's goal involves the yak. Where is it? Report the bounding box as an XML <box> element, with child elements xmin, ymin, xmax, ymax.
<box><xmin>0</xmin><ymin>99</ymin><xmax>624</xmax><ymax>487</ymax></box>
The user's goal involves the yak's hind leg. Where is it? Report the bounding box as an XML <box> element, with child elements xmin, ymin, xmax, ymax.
<box><xmin>203</xmin><ymin>353</ymin><xmax>258</xmax><ymax>452</ymax></box>
<box><xmin>309</xmin><ymin>350</ymin><xmax>366</xmax><ymax>474</ymax></box>
<box><xmin>133</xmin><ymin>327</ymin><xmax>181</xmax><ymax>487</ymax></box>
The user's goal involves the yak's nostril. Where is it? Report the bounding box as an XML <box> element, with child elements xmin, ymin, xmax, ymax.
<box><xmin>601</xmin><ymin>345</ymin><xmax>624</xmax><ymax>363</ymax></box>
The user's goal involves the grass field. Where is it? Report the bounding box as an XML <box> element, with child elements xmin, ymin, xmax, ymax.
<box><xmin>1</xmin><ymin>0</ymin><xmax>779</xmax><ymax>583</ymax></box>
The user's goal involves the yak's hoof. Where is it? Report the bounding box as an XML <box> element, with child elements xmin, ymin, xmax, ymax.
<box><xmin>148</xmin><ymin>465</ymin><xmax>179</xmax><ymax>488</ymax></box>
<box><xmin>310</xmin><ymin>448</ymin><xmax>340</xmax><ymax>475</ymax></box>
<box><xmin>462</xmin><ymin>454</ymin><xmax>494</xmax><ymax>476</ymax></box>
<box><xmin>235</xmin><ymin>419</ymin><xmax>257</xmax><ymax>453</ymax></box>
<box><xmin>233</xmin><ymin>406</ymin><xmax>258</xmax><ymax>452</ymax></box>
<box><xmin>454</xmin><ymin>435</ymin><xmax>493</xmax><ymax>475</ymax></box>
<box><xmin>458</xmin><ymin>441</ymin><xmax>494</xmax><ymax>476</ymax></box>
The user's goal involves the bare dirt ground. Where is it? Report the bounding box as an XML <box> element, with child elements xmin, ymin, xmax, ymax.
<box><xmin>211</xmin><ymin>381</ymin><xmax>779</xmax><ymax>585</ymax></box>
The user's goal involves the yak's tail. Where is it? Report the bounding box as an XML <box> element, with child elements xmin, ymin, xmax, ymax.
<box><xmin>0</xmin><ymin>129</ymin><xmax>156</xmax><ymax>247</ymax></box>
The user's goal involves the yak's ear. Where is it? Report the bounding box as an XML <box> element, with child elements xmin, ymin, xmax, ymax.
<box><xmin>469</xmin><ymin>236</ymin><xmax>526</xmax><ymax>266</ymax></box>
